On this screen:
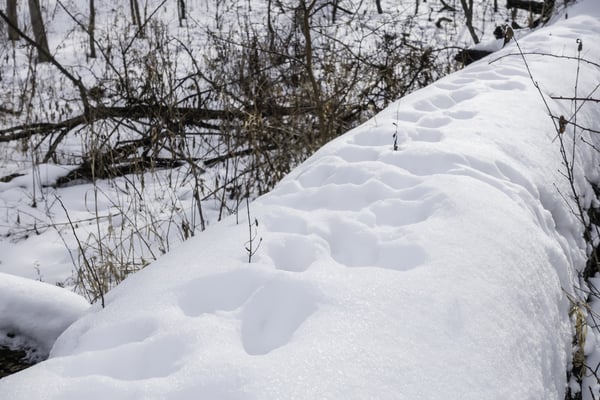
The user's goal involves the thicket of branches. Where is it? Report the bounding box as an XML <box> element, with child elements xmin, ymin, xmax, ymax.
<box><xmin>0</xmin><ymin>1</ymin><xmax>460</xmax><ymax>192</ymax></box>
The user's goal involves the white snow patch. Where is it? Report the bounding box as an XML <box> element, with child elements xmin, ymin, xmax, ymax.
<box><xmin>0</xmin><ymin>273</ymin><xmax>89</xmax><ymax>357</ymax></box>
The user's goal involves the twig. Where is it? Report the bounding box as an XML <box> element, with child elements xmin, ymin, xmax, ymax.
<box><xmin>55</xmin><ymin>195</ymin><xmax>105</xmax><ymax>307</ymax></box>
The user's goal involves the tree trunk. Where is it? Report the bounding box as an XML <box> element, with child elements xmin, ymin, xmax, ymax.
<box><xmin>299</xmin><ymin>0</ymin><xmax>328</xmax><ymax>142</ymax></box>
<box><xmin>130</xmin><ymin>0</ymin><xmax>142</xmax><ymax>25</ymax></box>
<box><xmin>130</xmin><ymin>0</ymin><xmax>144</xmax><ymax>37</ymax></box>
<box><xmin>88</xmin><ymin>0</ymin><xmax>96</xmax><ymax>58</ymax></box>
<box><xmin>506</xmin><ymin>0</ymin><xmax>547</xmax><ymax>14</ymax></box>
<box><xmin>375</xmin><ymin>0</ymin><xmax>383</xmax><ymax>14</ymax></box>
<box><xmin>177</xmin><ymin>0</ymin><xmax>186</xmax><ymax>26</ymax></box>
<box><xmin>332</xmin><ymin>0</ymin><xmax>338</xmax><ymax>22</ymax></box>
<box><xmin>459</xmin><ymin>0</ymin><xmax>480</xmax><ymax>44</ymax></box>
<box><xmin>130</xmin><ymin>0</ymin><xmax>137</xmax><ymax>24</ymax></box>
<box><xmin>7</xmin><ymin>0</ymin><xmax>19</xmax><ymax>41</ymax></box>
<box><xmin>28</xmin><ymin>0</ymin><xmax>51</xmax><ymax>62</ymax></box>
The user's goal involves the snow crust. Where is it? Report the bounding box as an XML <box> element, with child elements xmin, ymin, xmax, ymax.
<box><xmin>1</xmin><ymin>1</ymin><xmax>600</xmax><ymax>399</ymax></box>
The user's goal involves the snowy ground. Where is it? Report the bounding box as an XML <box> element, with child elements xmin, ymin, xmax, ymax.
<box><xmin>1</xmin><ymin>0</ymin><xmax>600</xmax><ymax>399</ymax></box>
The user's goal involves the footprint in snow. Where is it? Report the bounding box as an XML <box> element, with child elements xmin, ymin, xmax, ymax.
<box><xmin>61</xmin><ymin>335</ymin><xmax>187</xmax><ymax>380</ymax></box>
<box><xmin>240</xmin><ymin>278</ymin><xmax>319</xmax><ymax>355</ymax></box>
<box><xmin>178</xmin><ymin>269</ymin><xmax>267</xmax><ymax>317</ymax></box>
<box><xmin>416</xmin><ymin>115</ymin><xmax>452</xmax><ymax>129</ymax></box>
<box><xmin>266</xmin><ymin>233</ymin><xmax>328</xmax><ymax>272</ymax></box>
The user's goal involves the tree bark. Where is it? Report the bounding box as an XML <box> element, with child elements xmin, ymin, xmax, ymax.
<box><xmin>7</xmin><ymin>0</ymin><xmax>19</xmax><ymax>41</ymax></box>
<box><xmin>130</xmin><ymin>0</ymin><xmax>144</xmax><ymax>37</ymax></box>
<box><xmin>299</xmin><ymin>0</ymin><xmax>328</xmax><ymax>141</ymax></box>
<box><xmin>459</xmin><ymin>0</ymin><xmax>480</xmax><ymax>44</ymax></box>
<box><xmin>27</xmin><ymin>0</ymin><xmax>51</xmax><ymax>62</ymax></box>
<box><xmin>177</xmin><ymin>0</ymin><xmax>186</xmax><ymax>26</ymax></box>
<box><xmin>375</xmin><ymin>0</ymin><xmax>383</xmax><ymax>14</ymax></box>
<box><xmin>129</xmin><ymin>0</ymin><xmax>138</xmax><ymax>24</ymax></box>
<box><xmin>454</xmin><ymin>48</ymin><xmax>492</xmax><ymax>65</ymax></box>
<box><xmin>506</xmin><ymin>0</ymin><xmax>546</xmax><ymax>14</ymax></box>
<box><xmin>88</xmin><ymin>0</ymin><xmax>96</xmax><ymax>58</ymax></box>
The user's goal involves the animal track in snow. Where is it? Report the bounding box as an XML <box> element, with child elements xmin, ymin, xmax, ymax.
<box><xmin>64</xmin><ymin>318</ymin><xmax>158</xmax><ymax>353</ymax></box>
<box><xmin>178</xmin><ymin>269</ymin><xmax>266</xmax><ymax>317</ymax></box>
<box><xmin>429</xmin><ymin>95</ymin><xmax>456</xmax><ymax>109</ymax></box>
<box><xmin>468</xmin><ymin>71</ymin><xmax>505</xmax><ymax>81</ymax></box>
<box><xmin>335</xmin><ymin>146</ymin><xmax>381</xmax><ymax>163</ymax></box>
<box><xmin>319</xmin><ymin>217</ymin><xmax>379</xmax><ymax>267</ymax></box>
<box><xmin>447</xmin><ymin>77</ymin><xmax>473</xmax><ymax>85</ymax></box>
<box><xmin>494</xmin><ymin>65</ymin><xmax>529</xmax><ymax>79</ymax></box>
<box><xmin>393</xmin><ymin>110</ymin><xmax>422</xmax><ymax>123</ymax></box>
<box><xmin>488</xmin><ymin>81</ymin><xmax>527</xmax><ymax>91</ymax></box>
<box><xmin>352</xmin><ymin>129</ymin><xmax>404</xmax><ymax>147</ymax></box>
<box><xmin>380</xmin><ymin>149</ymin><xmax>467</xmax><ymax>177</ymax></box>
<box><xmin>61</xmin><ymin>335</ymin><xmax>187</xmax><ymax>380</ymax></box>
<box><xmin>417</xmin><ymin>116</ymin><xmax>452</xmax><ymax>129</ymax></box>
<box><xmin>296</xmin><ymin>162</ymin><xmax>338</xmax><ymax>188</ymax></box>
<box><xmin>241</xmin><ymin>278</ymin><xmax>318</xmax><ymax>355</ymax></box>
<box><xmin>411</xmin><ymin>88</ymin><xmax>477</xmax><ymax>114</ymax></box>
<box><xmin>375</xmin><ymin>170</ymin><xmax>423</xmax><ymax>190</ymax></box>
<box><xmin>281</xmin><ymin>180</ymin><xmax>396</xmax><ymax>212</ymax></box>
<box><xmin>370</xmin><ymin>195</ymin><xmax>441</xmax><ymax>227</ymax></box>
<box><xmin>315</xmin><ymin>212</ymin><xmax>428</xmax><ymax>271</ymax></box>
<box><xmin>299</xmin><ymin>162</ymin><xmax>373</xmax><ymax>188</ymax></box>
<box><xmin>434</xmin><ymin>82</ymin><xmax>462</xmax><ymax>91</ymax></box>
<box><xmin>444</xmin><ymin>110</ymin><xmax>477</xmax><ymax>120</ymax></box>
<box><xmin>261</xmin><ymin>209</ymin><xmax>309</xmax><ymax>235</ymax></box>
<box><xmin>412</xmin><ymin>100</ymin><xmax>436</xmax><ymax>112</ymax></box>
<box><xmin>266</xmin><ymin>233</ymin><xmax>328</xmax><ymax>272</ymax></box>
<box><xmin>449</xmin><ymin>88</ymin><xmax>478</xmax><ymax>103</ymax></box>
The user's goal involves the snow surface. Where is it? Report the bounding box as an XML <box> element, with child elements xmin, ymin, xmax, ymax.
<box><xmin>1</xmin><ymin>1</ymin><xmax>600</xmax><ymax>398</ymax></box>
<box><xmin>0</xmin><ymin>273</ymin><xmax>89</xmax><ymax>359</ymax></box>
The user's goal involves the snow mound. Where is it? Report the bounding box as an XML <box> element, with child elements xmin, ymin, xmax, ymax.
<box><xmin>1</xmin><ymin>2</ymin><xmax>600</xmax><ymax>399</ymax></box>
<box><xmin>0</xmin><ymin>273</ymin><xmax>89</xmax><ymax>358</ymax></box>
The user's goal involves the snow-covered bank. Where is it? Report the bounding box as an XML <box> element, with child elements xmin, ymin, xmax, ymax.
<box><xmin>0</xmin><ymin>273</ymin><xmax>89</xmax><ymax>358</ymax></box>
<box><xmin>1</xmin><ymin>1</ymin><xmax>599</xmax><ymax>399</ymax></box>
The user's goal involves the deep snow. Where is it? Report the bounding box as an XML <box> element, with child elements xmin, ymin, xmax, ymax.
<box><xmin>1</xmin><ymin>1</ymin><xmax>600</xmax><ymax>399</ymax></box>
<box><xmin>0</xmin><ymin>272</ymin><xmax>89</xmax><ymax>359</ymax></box>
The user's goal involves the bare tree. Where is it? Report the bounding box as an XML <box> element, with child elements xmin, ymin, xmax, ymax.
<box><xmin>129</xmin><ymin>0</ymin><xmax>145</xmax><ymax>37</ymax></box>
<box><xmin>28</xmin><ymin>0</ymin><xmax>51</xmax><ymax>62</ymax></box>
<box><xmin>459</xmin><ymin>0</ymin><xmax>480</xmax><ymax>44</ymax></box>
<box><xmin>88</xmin><ymin>0</ymin><xmax>96</xmax><ymax>58</ymax></box>
<box><xmin>130</xmin><ymin>0</ymin><xmax>141</xmax><ymax>24</ymax></box>
<box><xmin>6</xmin><ymin>0</ymin><xmax>19</xmax><ymax>41</ymax></box>
<box><xmin>298</xmin><ymin>0</ymin><xmax>328</xmax><ymax>141</ymax></box>
<box><xmin>177</xmin><ymin>0</ymin><xmax>186</xmax><ymax>26</ymax></box>
<box><xmin>375</xmin><ymin>0</ymin><xmax>383</xmax><ymax>14</ymax></box>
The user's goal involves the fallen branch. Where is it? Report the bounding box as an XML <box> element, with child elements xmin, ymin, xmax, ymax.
<box><xmin>551</xmin><ymin>96</ymin><xmax>600</xmax><ymax>103</ymax></box>
<box><xmin>506</xmin><ymin>0</ymin><xmax>548</xmax><ymax>14</ymax></box>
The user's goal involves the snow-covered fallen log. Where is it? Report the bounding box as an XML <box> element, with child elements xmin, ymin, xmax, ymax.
<box><xmin>0</xmin><ymin>1</ymin><xmax>599</xmax><ymax>398</ymax></box>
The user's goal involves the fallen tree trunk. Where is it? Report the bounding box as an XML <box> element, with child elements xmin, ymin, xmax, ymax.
<box><xmin>454</xmin><ymin>49</ymin><xmax>493</xmax><ymax>65</ymax></box>
<box><xmin>506</xmin><ymin>0</ymin><xmax>553</xmax><ymax>14</ymax></box>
